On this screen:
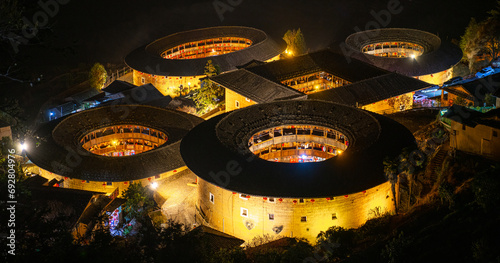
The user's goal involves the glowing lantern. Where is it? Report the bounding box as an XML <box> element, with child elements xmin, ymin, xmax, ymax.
<box><xmin>293</xmin><ymin>200</ymin><xmax>297</xmax><ymax>204</ymax></box>
<box><xmin>278</xmin><ymin>198</ymin><xmax>283</xmax><ymax>203</ymax></box>
<box><xmin>344</xmin><ymin>195</ymin><xmax>348</xmax><ymax>198</ymax></box>
<box><xmin>263</xmin><ymin>197</ymin><xmax>268</xmax><ymax>200</ymax></box>
<box><xmin>310</xmin><ymin>199</ymin><xmax>315</xmax><ymax>203</ymax></box>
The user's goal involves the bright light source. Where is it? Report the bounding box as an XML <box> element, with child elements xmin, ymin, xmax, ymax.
<box><xmin>111</xmin><ymin>140</ymin><xmax>118</xmax><ymax>146</ymax></box>
<box><xmin>410</xmin><ymin>54</ymin><xmax>416</xmax><ymax>59</ymax></box>
<box><xmin>150</xmin><ymin>182</ymin><xmax>158</xmax><ymax>189</ymax></box>
<box><xmin>50</xmin><ymin>112</ymin><xmax>54</xmax><ymax>116</ymax></box>
<box><xmin>20</xmin><ymin>143</ymin><xmax>27</xmax><ymax>151</ymax></box>
<box><xmin>337</xmin><ymin>150</ymin><xmax>343</xmax><ymax>155</ymax></box>
<box><xmin>211</xmin><ymin>49</ymin><xmax>215</xmax><ymax>52</ymax></box>
<box><xmin>188</xmin><ymin>82</ymin><xmax>191</xmax><ymax>86</ymax></box>
<box><xmin>300</xmin><ymin>154</ymin><xmax>307</xmax><ymax>159</ymax></box>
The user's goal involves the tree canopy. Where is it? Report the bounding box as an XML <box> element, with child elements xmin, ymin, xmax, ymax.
<box><xmin>282</xmin><ymin>28</ymin><xmax>307</xmax><ymax>56</ymax></box>
<box><xmin>460</xmin><ymin>3</ymin><xmax>500</xmax><ymax>71</ymax></box>
<box><xmin>192</xmin><ymin>60</ymin><xmax>223</xmax><ymax>114</ymax></box>
<box><xmin>88</xmin><ymin>63</ymin><xmax>107</xmax><ymax>90</ymax></box>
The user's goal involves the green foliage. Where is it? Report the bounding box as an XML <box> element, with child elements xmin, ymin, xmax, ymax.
<box><xmin>460</xmin><ymin>8</ymin><xmax>500</xmax><ymax>71</ymax></box>
<box><xmin>192</xmin><ymin>60</ymin><xmax>223</xmax><ymax>114</ymax></box>
<box><xmin>451</xmin><ymin>62</ymin><xmax>470</xmax><ymax>78</ymax></box>
<box><xmin>210</xmin><ymin>247</ymin><xmax>249</xmax><ymax>263</ymax></box>
<box><xmin>357</xmin><ymin>213</ymin><xmax>392</xmax><ymax>240</ymax></box>
<box><xmin>283</xmin><ymin>28</ymin><xmax>307</xmax><ymax>56</ymax></box>
<box><xmin>438</xmin><ymin>181</ymin><xmax>456</xmax><ymax>208</ymax></box>
<box><xmin>453</xmin><ymin>96</ymin><xmax>467</xmax><ymax>106</ymax></box>
<box><xmin>381</xmin><ymin>232</ymin><xmax>414</xmax><ymax>263</ymax></box>
<box><xmin>460</xmin><ymin>18</ymin><xmax>481</xmax><ymax>69</ymax></box>
<box><xmin>280</xmin><ymin>239</ymin><xmax>314</xmax><ymax>263</ymax></box>
<box><xmin>472</xmin><ymin>166</ymin><xmax>500</xmax><ymax>211</ymax></box>
<box><xmin>121</xmin><ymin>182</ymin><xmax>155</xmax><ymax>232</ymax></box>
<box><xmin>88</xmin><ymin>63</ymin><xmax>107</xmax><ymax>90</ymax></box>
<box><xmin>316</xmin><ymin>226</ymin><xmax>355</xmax><ymax>260</ymax></box>
<box><xmin>484</xmin><ymin>93</ymin><xmax>496</xmax><ymax>106</ymax></box>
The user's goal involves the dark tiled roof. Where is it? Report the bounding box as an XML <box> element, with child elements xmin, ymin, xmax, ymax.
<box><xmin>454</xmin><ymin>73</ymin><xmax>500</xmax><ymax>102</ymax></box>
<box><xmin>308</xmin><ymin>73</ymin><xmax>429</xmax><ymax>106</ymax></box>
<box><xmin>102</xmin><ymin>80</ymin><xmax>136</xmax><ymax>94</ymax></box>
<box><xmin>443</xmin><ymin>105</ymin><xmax>500</xmax><ymax>129</ymax></box>
<box><xmin>210</xmin><ymin>69</ymin><xmax>305</xmax><ymax>103</ymax></box>
<box><xmin>27</xmin><ymin>105</ymin><xmax>204</xmax><ymax>181</ymax></box>
<box><xmin>125</xmin><ymin>26</ymin><xmax>285</xmax><ymax>76</ymax></box>
<box><xmin>144</xmin><ymin>96</ymin><xmax>173</xmax><ymax>108</ymax></box>
<box><xmin>181</xmin><ymin>100</ymin><xmax>415</xmax><ymax>198</ymax></box>
<box><xmin>67</xmin><ymin>89</ymin><xmax>101</xmax><ymax>103</ymax></box>
<box><xmin>343</xmin><ymin>28</ymin><xmax>462</xmax><ymax>76</ymax></box>
<box><xmin>245</xmin><ymin>49</ymin><xmax>390</xmax><ymax>82</ymax></box>
<box><xmin>83</xmin><ymin>92</ymin><xmax>107</xmax><ymax>103</ymax></box>
<box><xmin>188</xmin><ymin>225</ymin><xmax>245</xmax><ymax>250</ymax></box>
<box><xmin>98</xmin><ymin>84</ymin><xmax>166</xmax><ymax>107</ymax></box>
<box><xmin>23</xmin><ymin>179</ymin><xmax>105</xmax><ymax>225</ymax></box>
<box><xmin>440</xmin><ymin>86</ymin><xmax>475</xmax><ymax>101</ymax></box>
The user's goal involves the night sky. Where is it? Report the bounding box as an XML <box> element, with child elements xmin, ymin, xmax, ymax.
<box><xmin>23</xmin><ymin>0</ymin><xmax>497</xmax><ymax>69</ymax></box>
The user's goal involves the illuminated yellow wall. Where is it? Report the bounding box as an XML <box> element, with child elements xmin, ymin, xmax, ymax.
<box><xmin>450</xmin><ymin>121</ymin><xmax>500</xmax><ymax>161</ymax></box>
<box><xmin>225</xmin><ymin>88</ymin><xmax>256</xmax><ymax>112</ymax></box>
<box><xmin>362</xmin><ymin>92</ymin><xmax>414</xmax><ymax>114</ymax></box>
<box><xmin>415</xmin><ymin>68</ymin><xmax>452</xmax><ymax>85</ymax></box>
<box><xmin>132</xmin><ymin>70</ymin><xmax>204</xmax><ymax>98</ymax></box>
<box><xmin>197</xmin><ymin>177</ymin><xmax>395</xmax><ymax>244</ymax></box>
<box><xmin>33</xmin><ymin>165</ymin><xmax>188</xmax><ymax>195</ymax></box>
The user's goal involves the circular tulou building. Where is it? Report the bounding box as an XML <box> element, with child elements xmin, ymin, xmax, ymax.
<box><xmin>181</xmin><ymin>100</ymin><xmax>416</xmax><ymax>242</ymax></box>
<box><xmin>344</xmin><ymin>28</ymin><xmax>462</xmax><ymax>85</ymax></box>
<box><xmin>125</xmin><ymin>26</ymin><xmax>286</xmax><ymax>97</ymax></box>
<box><xmin>26</xmin><ymin>105</ymin><xmax>203</xmax><ymax>194</ymax></box>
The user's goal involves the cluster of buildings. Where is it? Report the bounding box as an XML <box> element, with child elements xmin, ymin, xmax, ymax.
<box><xmin>22</xmin><ymin>26</ymin><xmax>500</xmax><ymax>243</ymax></box>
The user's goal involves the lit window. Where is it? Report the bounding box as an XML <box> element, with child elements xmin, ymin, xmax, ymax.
<box><xmin>141</xmin><ymin>77</ymin><xmax>145</xmax><ymax>84</ymax></box>
<box><xmin>268</xmin><ymin>198</ymin><xmax>275</xmax><ymax>203</ymax></box>
<box><xmin>269</xmin><ymin>214</ymin><xmax>274</xmax><ymax>220</ymax></box>
<box><xmin>209</xmin><ymin>193</ymin><xmax>214</xmax><ymax>204</ymax></box>
<box><xmin>301</xmin><ymin>216</ymin><xmax>307</xmax><ymax>222</ymax></box>
<box><xmin>332</xmin><ymin>213</ymin><xmax>337</xmax><ymax>220</ymax></box>
<box><xmin>241</xmin><ymin>208</ymin><xmax>248</xmax><ymax>217</ymax></box>
<box><xmin>235</xmin><ymin>100</ymin><xmax>240</xmax><ymax>108</ymax></box>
